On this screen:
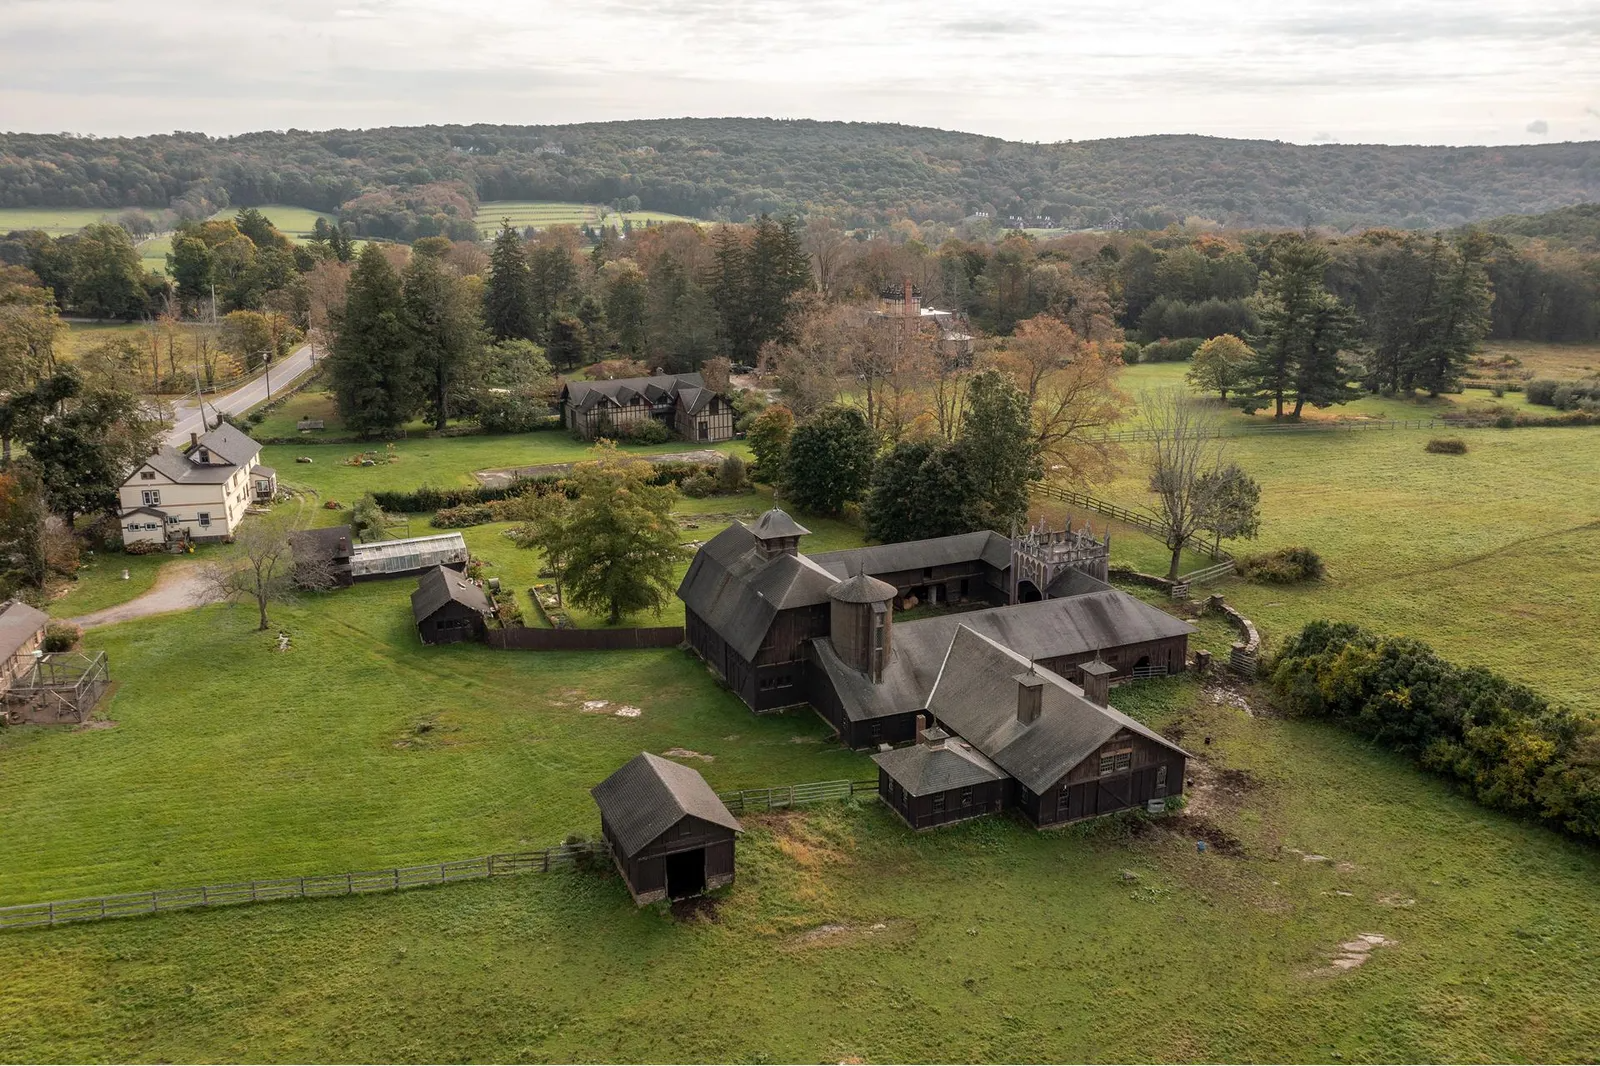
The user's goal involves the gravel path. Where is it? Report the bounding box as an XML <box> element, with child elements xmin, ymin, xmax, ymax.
<box><xmin>68</xmin><ymin>561</ymin><xmax>217</xmax><ymax>628</ymax></box>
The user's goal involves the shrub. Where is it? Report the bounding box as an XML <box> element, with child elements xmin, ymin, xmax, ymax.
<box><xmin>1425</xmin><ymin>436</ymin><xmax>1468</xmax><ymax>454</ymax></box>
<box><xmin>431</xmin><ymin>503</ymin><xmax>496</xmax><ymax>528</ymax></box>
<box><xmin>680</xmin><ymin>473</ymin><xmax>716</xmax><ymax>497</ymax></box>
<box><xmin>1495</xmin><ymin>413</ymin><xmax>1516</xmax><ymax>429</ymax></box>
<box><xmin>1121</xmin><ymin>340</ymin><xmax>1144</xmax><ymax>365</ymax></box>
<box><xmin>1524</xmin><ymin>378</ymin><xmax>1560</xmax><ymax>406</ymax></box>
<box><xmin>619</xmin><ymin>417</ymin><xmax>674</xmax><ymax>444</ymax></box>
<box><xmin>123</xmin><ymin>540</ymin><xmax>162</xmax><ymax>555</ymax></box>
<box><xmin>42</xmin><ymin>621</ymin><xmax>80</xmax><ymax>653</ymax></box>
<box><xmin>716</xmin><ymin>454</ymin><xmax>748</xmax><ymax>494</ymax></box>
<box><xmin>1238</xmin><ymin>546</ymin><xmax>1325</xmax><ymax>584</ymax></box>
<box><xmin>1138</xmin><ymin>337</ymin><xmax>1205</xmax><ymax>363</ymax></box>
<box><xmin>1551</xmin><ymin>385</ymin><xmax>1576</xmax><ymax>410</ymax></box>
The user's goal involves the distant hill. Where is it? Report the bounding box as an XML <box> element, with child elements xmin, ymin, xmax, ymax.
<box><xmin>1473</xmin><ymin>202</ymin><xmax>1600</xmax><ymax>252</ymax></box>
<box><xmin>3</xmin><ymin>118</ymin><xmax>1599</xmax><ymax>231</ymax></box>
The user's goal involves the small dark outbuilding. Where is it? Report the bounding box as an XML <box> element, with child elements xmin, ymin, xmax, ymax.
<box><xmin>592</xmin><ymin>753</ymin><xmax>742</xmax><ymax>905</ymax></box>
<box><xmin>410</xmin><ymin>564</ymin><xmax>492</xmax><ymax>644</ymax></box>
<box><xmin>874</xmin><ymin>724</ymin><xmax>1009</xmax><ymax>830</ymax></box>
<box><xmin>290</xmin><ymin>524</ymin><xmax>354</xmax><ymax>588</ymax></box>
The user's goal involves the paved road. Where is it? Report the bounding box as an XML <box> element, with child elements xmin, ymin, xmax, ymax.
<box><xmin>165</xmin><ymin>344</ymin><xmax>318</xmax><ymax>447</ymax></box>
<box><xmin>68</xmin><ymin>561</ymin><xmax>218</xmax><ymax>629</ymax></box>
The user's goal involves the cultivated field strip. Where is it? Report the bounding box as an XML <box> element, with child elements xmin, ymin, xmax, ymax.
<box><xmin>0</xmin><ymin>779</ymin><xmax>878</xmax><ymax>931</ymax></box>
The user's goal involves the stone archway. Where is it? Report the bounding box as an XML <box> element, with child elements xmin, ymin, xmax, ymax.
<box><xmin>1016</xmin><ymin>579</ymin><xmax>1043</xmax><ymax>603</ymax></box>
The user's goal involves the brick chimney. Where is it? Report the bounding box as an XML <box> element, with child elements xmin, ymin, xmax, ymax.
<box><xmin>1013</xmin><ymin>666</ymin><xmax>1045</xmax><ymax>725</ymax></box>
<box><xmin>1080</xmin><ymin>660</ymin><xmax>1116</xmax><ymax>707</ymax></box>
<box><xmin>914</xmin><ymin>712</ymin><xmax>927</xmax><ymax>744</ymax></box>
<box><xmin>189</xmin><ymin>431</ymin><xmax>199</xmax><ymax>451</ymax></box>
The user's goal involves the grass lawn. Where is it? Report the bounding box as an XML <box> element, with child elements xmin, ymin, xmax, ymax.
<box><xmin>209</xmin><ymin>204</ymin><xmax>335</xmax><ymax>239</ymax></box>
<box><xmin>3</xmin><ymin>678</ymin><xmax>1598</xmax><ymax>1061</ymax></box>
<box><xmin>0</xmin><ymin>207</ymin><xmax>130</xmax><ymax>234</ymax></box>
<box><xmin>46</xmin><ymin>548</ymin><xmax>184</xmax><ymax>620</ymax></box>
<box><xmin>59</xmin><ymin>320</ymin><xmax>150</xmax><ymax>360</ymax></box>
<box><xmin>476</xmin><ymin>200</ymin><xmax>702</xmax><ymax>236</ymax></box>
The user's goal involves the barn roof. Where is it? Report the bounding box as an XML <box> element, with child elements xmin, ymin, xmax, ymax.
<box><xmin>591</xmin><ymin>752</ymin><xmax>743</xmax><ymax>857</ymax></box>
<box><xmin>676</xmin><ymin>522</ymin><xmax>837</xmax><ymax>660</ymax></box>
<box><xmin>749</xmin><ymin>508</ymin><xmax>810</xmax><ymax>540</ymax></box>
<box><xmin>872</xmin><ymin>733</ymin><xmax>1006</xmax><ymax>796</ymax></box>
<box><xmin>410</xmin><ymin>565</ymin><xmax>492</xmax><ymax>623</ymax></box>
<box><xmin>807</xmin><ymin>588</ymin><xmax>1194</xmax><ymax>724</ymax></box>
<box><xmin>561</xmin><ymin>373</ymin><xmax>708</xmax><ymax>412</ymax></box>
<box><xmin>291</xmin><ymin>524</ymin><xmax>353</xmax><ymax>561</ymax></box>
<box><xmin>810</xmin><ymin>531</ymin><xmax>1013</xmax><ymax>580</ymax></box>
<box><xmin>828</xmin><ymin>572</ymin><xmax>897</xmax><ymax>604</ymax></box>
<box><xmin>926</xmin><ymin>626</ymin><xmax>1188</xmax><ymax>793</ymax></box>
<box><xmin>0</xmin><ymin>599</ymin><xmax>48</xmax><ymax>661</ymax></box>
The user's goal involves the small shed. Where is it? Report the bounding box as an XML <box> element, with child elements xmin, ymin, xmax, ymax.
<box><xmin>0</xmin><ymin>600</ymin><xmax>49</xmax><ymax>691</ymax></box>
<box><xmin>873</xmin><ymin>724</ymin><xmax>1009</xmax><ymax>830</ymax></box>
<box><xmin>411</xmin><ymin>565</ymin><xmax>492</xmax><ymax>644</ymax></box>
<box><xmin>591</xmin><ymin>753</ymin><xmax>742</xmax><ymax>905</ymax></box>
<box><xmin>290</xmin><ymin>525</ymin><xmax>354</xmax><ymax>588</ymax></box>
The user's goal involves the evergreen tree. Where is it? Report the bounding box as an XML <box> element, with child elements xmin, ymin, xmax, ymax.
<box><xmin>781</xmin><ymin>405</ymin><xmax>877</xmax><ymax>515</ymax></box>
<box><xmin>1412</xmin><ymin>231</ymin><xmax>1493</xmax><ymax>395</ymax></box>
<box><xmin>527</xmin><ymin>239</ymin><xmax>579</xmax><ymax>341</ymax></box>
<box><xmin>710</xmin><ymin>225</ymin><xmax>752</xmax><ymax>361</ymax></box>
<box><xmin>1243</xmin><ymin>238</ymin><xmax>1360</xmax><ymax>418</ymax></box>
<box><xmin>403</xmin><ymin>253</ymin><xmax>483</xmax><ymax>431</ymax></box>
<box><xmin>328</xmin><ymin>244</ymin><xmax>419</xmax><ymax>436</ymax></box>
<box><xmin>545</xmin><ymin>312</ymin><xmax>589</xmax><ymax>371</ymax></box>
<box><xmin>958</xmin><ymin>368</ymin><xmax>1042</xmax><ymax>529</ymax></box>
<box><xmin>864</xmin><ymin>439</ymin><xmax>983</xmax><ymax>543</ymax></box>
<box><xmin>484</xmin><ymin>222</ymin><xmax>535</xmax><ymax>342</ymax></box>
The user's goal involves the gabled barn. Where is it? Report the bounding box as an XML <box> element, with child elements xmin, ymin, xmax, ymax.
<box><xmin>411</xmin><ymin>565</ymin><xmax>492</xmax><ymax>644</ymax></box>
<box><xmin>592</xmin><ymin>753</ymin><xmax>743</xmax><ymax>904</ymax></box>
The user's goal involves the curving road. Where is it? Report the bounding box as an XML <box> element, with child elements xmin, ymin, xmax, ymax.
<box><xmin>165</xmin><ymin>344</ymin><xmax>318</xmax><ymax>447</ymax></box>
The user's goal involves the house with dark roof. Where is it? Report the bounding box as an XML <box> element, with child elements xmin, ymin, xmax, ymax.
<box><xmin>872</xmin><ymin>626</ymin><xmax>1189</xmax><ymax>830</ymax></box>
<box><xmin>558</xmin><ymin>373</ymin><xmax>734</xmax><ymax>442</ymax></box>
<box><xmin>678</xmin><ymin>508</ymin><xmax>1193</xmax><ymax>747</ymax></box>
<box><xmin>0</xmin><ymin>600</ymin><xmax>48</xmax><ymax>695</ymax></box>
<box><xmin>411</xmin><ymin>565</ymin><xmax>493</xmax><ymax>644</ymax></box>
<box><xmin>117</xmin><ymin>424</ymin><xmax>275</xmax><ymax>546</ymax></box>
<box><xmin>592</xmin><ymin>752</ymin><xmax>742</xmax><ymax>904</ymax></box>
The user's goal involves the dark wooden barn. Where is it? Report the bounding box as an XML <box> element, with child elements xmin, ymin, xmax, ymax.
<box><xmin>873</xmin><ymin>722</ymin><xmax>1011</xmax><ymax>830</ymax></box>
<box><xmin>591</xmin><ymin>753</ymin><xmax>743</xmax><ymax>905</ymax></box>
<box><xmin>410</xmin><ymin>565</ymin><xmax>492</xmax><ymax>644</ymax></box>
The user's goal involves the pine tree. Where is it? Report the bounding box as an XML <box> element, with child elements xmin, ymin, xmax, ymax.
<box><xmin>1243</xmin><ymin>237</ymin><xmax>1360</xmax><ymax>418</ymax></box>
<box><xmin>710</xmin><ymin>225</ymin><xmax>752</xmax><ymax>361</ymax></box>
<box><xmin>328</xmin><ymin>244</ymin><xmax>419</xmax><ymax>436</ymax></box>
<box><xmin>1412</xmin><ymin>232</ymin><xmax>1493</xmax><ymax>395</ymax></box>
<box><xmin>484</xmin><ymin>223</ymin><xmax>535</xmax><ymax>342</ymax></box>
<box><xmin>958</xmin><ymin>368</ymin><xmax>1042</xmax><ymax>529</ymax></box>
<box><xmin>864</xmin><ymin>439</ymin><xmax>983</xmax><ymax>543</ymax></box>
<box><xmin>403</xmin><ymin>253</ymin><xmax>483</xmax><ymax>431</ymax></box>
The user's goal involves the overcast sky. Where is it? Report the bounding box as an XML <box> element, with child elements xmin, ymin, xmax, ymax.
<box><xmin>2</xmin><ymin>0</ymin><xmax>1596</xmax><ymax>144</ymax></box>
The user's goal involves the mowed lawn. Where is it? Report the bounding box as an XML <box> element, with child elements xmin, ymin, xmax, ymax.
<box><xmin>475</xmin><ymin>200</ymin><xmax>702</xmax><ymax>236</ymax></box>
<box><xmin>3</xmin><ymin>680</ymin><xmax>1599</xmax><ymax>1062</ymax></box>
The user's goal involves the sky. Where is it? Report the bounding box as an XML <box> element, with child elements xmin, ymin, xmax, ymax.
<box><xmin>2</xmin><ymin>0</ymin><xmax>1597</xmax><ymax>145</ymax></box>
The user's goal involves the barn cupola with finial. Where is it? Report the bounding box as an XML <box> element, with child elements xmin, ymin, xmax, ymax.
<box><xmin>748</xmin><ymin>508</ymin><xmax>810</xmax><ymax>560</ymax></box>
<box><xmin>827</xmin><ymin>569</ymin><xmax>898</xmax><ymax>682</ymax></box>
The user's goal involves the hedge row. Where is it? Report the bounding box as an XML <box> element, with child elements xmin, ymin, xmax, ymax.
<box><xmin>1271</xmin><ymin>621</ymin><xmax>1600</xmax><ymax>843</ymax></box>
<box><xmin>378</xmin><ymin>460</ymin><xmax>725</xmax><ymax>515</ymax></box>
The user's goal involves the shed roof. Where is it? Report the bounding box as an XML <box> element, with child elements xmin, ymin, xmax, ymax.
<box><xmin>591</xmin><ymin>752</ymin><xmax>743</xmax><ymax>857</ymax></box>
<box><xmin>0</xmin><ymin>599</ymin><xmax>48</xmax><ymax>660</ymax></box>
<box><xmin>291</xmin><ymin>524</ymin><xmax>353</xmax><ymax>561</ymax></box>
<box><xmin>873</xmin><ymin>736</ymin><xmax>1006</xmax><ymax>796</ymax></box>
<box><xmin>410</xmin><ymin>565</ymin><xmax>492</xmax><ymax>623</ymax></box>
<box><xmin>676</xmin><ymin>522</ymin><xmax>837</xmax><ymax>660</ymax></box>
<box><xmin>810</xmin><ymin>531</ymin><xmax>1013</xmax><ymax>580</ymax></box>
<box><xmin>926</xmin><ymin>626</ymin><xmax>1188</xmax><ymax>793</ymax></box>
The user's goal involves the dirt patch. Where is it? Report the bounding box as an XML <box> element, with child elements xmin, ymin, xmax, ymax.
<box><xmin>785</xmin><ymin>919</ymin><xmax>916</xmax><ymax>951</ymax></box>
<box><xmin>577</xmin><ymin>699</ymin><xmax>641</xmax><ymax>717</ymax></box>
<box><xmin>1166</xmin><ymin>814</ymin><xmax>1246</xmax><ymax>856</ymax></box>
<box><xmin>670</xmin><ymin>896</ymin><xmax>723</xmax><ymax>923</ymax></box>
<box><xmin>1213</xmin><ymin>767</ymin><xmax>1262</xmax><ymax>794</ymax></box>
<box><xmin>73</xmin><ymin>718</ymin><xmax>117</xmax><ymax>732</ymax></box>
<box><xmin>1314</xmin><ymin>933</ymin><xmax>1393</xmax><ymax>975</ymax></box>
<box><xmin>67</xmin><ymin>560</ymin><xmax>217</xmax><ymax>628</ymax></box>
<box><xmin>474</xmin><ymin>449</ymin><xmax>731</xmax><ymax>488</ymax></box>
<box><xmin>663</xmin><ymin>747</ymin><xmax>714</xmax><ymax>761</ymax></box>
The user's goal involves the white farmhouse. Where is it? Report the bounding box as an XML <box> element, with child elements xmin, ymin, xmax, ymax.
<box><xmin>118</xmin><ymin>424</ymin><xmax>277</xmax><ymax>546</ymax></box>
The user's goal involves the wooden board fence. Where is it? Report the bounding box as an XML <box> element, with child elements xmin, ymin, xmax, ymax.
<box><xmin>484</xmin><ymin>626</ymin><xmax>683</xmax><ymax>651</ymax></box>
<box><xmin>717</xmin><ymin>779</ymin><xmax>879</xmax><ymax>814</ymax></box>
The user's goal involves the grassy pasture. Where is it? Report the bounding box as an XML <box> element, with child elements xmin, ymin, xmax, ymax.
<box><xmin>3</xmin><ymin>675</ymin><xmax>1599</xmax><ymax>1062</ymax></box>
<box><xmin>0</xmin><ymin>207</ymin><xmax>130</xmax><ymax>234</ymax></box>
<box><xmin>475</xmin><ymin>200</ymin><xmax>702</xmax><ymax>236</ymax></box>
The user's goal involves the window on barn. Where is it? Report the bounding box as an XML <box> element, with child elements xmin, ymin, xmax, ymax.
<box><xmin>1156</xmin><ymin>765</ymin><xmax>1168</xmax><ymax>789</ymax></box>
<box><xmin>932</xmin><ymin>794</ymin><xmax>946</xmax><ymax>813</ymax></box>
<box><xmin>869</xmin><ymin>722</ymin><xmax>883</xmax><ymax>742</ymax></box>
<box><xmin>1057</xmin><ymin>790</ymin><xmax>1071</xmax><ymax>815</ymax></box>
<box><xmin>960</xmin><ymin>787</ymin><xmax>972</xmax><ymax>807</ymax></box>
<box><xmin>1099</xmin><ymin>745</ymin><xmax>1133</xmax><ymax>775</ymax></box>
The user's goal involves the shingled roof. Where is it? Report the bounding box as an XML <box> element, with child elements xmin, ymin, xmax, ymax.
<box><xmin>926</xmin><ymin>626</ymin><xmax>1188</xmax><ymax>794</ymax></box>
<box><xmin>873</xmin><ymin>731</ymin><xmax>1006</xmax><ymax>796</ymax></box>
<box><xmin>135</xmin><ymin>423</ymin><xmax>264</xmax><ymax>486</ymax></box>
<box><xmin>676</xmin><ymin>522</ymin><xmax>837</xmax><ymax>660</ymax></box>
<box><xmin>561</xmin><ymin>373</ymin><xmax>708</xmax><ymax>411</ymax></box>
<box><xmin>810</xmin><ymin>531</ymin><xmax>1013</xmax><ymax>580</ymax></box>
<box><xmin>410</xmin><ymin>565</ymin><xmax>492</xmax><ymax>623</ymax></box>
<box><xmin>591</xmin><ymin>752</ymin><xmax>743</xmax><ymax>857</ymax></box>
<box><xmin>0</xmin><ymin>599</ymin><xmax>48</xmax><ymax>661</ymax></box>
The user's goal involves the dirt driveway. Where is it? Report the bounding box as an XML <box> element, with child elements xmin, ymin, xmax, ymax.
<box><xmin>68</xmin><ymin>561</ymin><xmax>218</xmax><ymax>628</ymax></box>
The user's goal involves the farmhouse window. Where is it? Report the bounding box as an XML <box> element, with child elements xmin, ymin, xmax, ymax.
<box><xmin>140</xmin><ymin>470</ymin><xmax>155</xmax><ymax>480</ymax></box>
<box><xmin>198</xmin><ymin>448</ymin><xmax>210</xmax><ymax>463</ymax></box>
<box><xmin>932</xmin><ymin>794</ymin><xmax>946</xmax><ymax>813</ymax></box>
<box><xmin>141</xmin><ymin>489</ymin><xmax>161</xmax><ymax>506</ymax></box>
<box><xmin>198</xmin><ymin>513</ymin><xmax>211</xmax><ymax>527</ymax></box>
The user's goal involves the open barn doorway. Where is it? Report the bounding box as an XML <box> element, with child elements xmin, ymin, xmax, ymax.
<box><xmin>1016</xmin><ymin>579</ymin><xmax>1043</xmax><ymax>603</ymax></box>
<box><xmin>665</xmin><ymin>848</ymin><xmax>707</xmax><ymax>899</ymax></box>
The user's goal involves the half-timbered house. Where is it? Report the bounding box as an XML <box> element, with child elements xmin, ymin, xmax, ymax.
<box><xmin>558</xmin><ymin>373</ymin><xmax>734</xmax><ymax>442</ymax></box>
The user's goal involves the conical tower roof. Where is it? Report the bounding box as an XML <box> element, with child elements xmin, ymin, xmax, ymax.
<box><xmin>749</xmin><ymin>508</ymin><xmax>811</xmax><ymax>540</ymax></box>
<box><xmin>828</xmin><ymin>571</ymin><xmax>897</xmax><ymax>604</ymax></box>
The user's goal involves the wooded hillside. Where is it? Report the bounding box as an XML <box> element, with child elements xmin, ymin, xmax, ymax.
<box><xmin>3</xmin><ymin>119</ymin><xmax>1599</xmax><ymax>229</ymax></box>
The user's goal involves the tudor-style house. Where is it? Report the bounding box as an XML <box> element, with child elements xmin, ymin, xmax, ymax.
<box><xmin>558</xmin><ymin>372</ymin><xmax>735</xmax><ymax>443</ymax></box>
<box><xmin>118</xmin><ymin>424</ymin><xmax>276</xmax><ymax>546</ymax></box>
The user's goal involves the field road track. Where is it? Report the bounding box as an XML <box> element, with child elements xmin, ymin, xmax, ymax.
<box><xmin>67</xmin><ymin>561</ymin><xmax>217</xmax><ymax>629</ymax></box>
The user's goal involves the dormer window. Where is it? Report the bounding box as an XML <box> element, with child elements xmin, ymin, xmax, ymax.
<box><xmin>140</xmin><ymin>470</ymin><xmax>155</xmax><ymax>480</ymax></box>
<box><xmin>197</xmin><ymin>448</ymin><xmax>211</xmax><ymax>463</ymax></box>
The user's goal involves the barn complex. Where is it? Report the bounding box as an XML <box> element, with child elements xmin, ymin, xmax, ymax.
<box><xmin>558</xmin><ymin>372</ymin><xmax>735</xmax><ymax>442</ymax></box>
<box><xmin>874</xmin><ymin>627</ymin><xmax>1189</xmax><ymax>830</ymax></box>
<box><xmin>592</xmin><ymin>753</ymin><xmax>742</xmax><ymax>904</ymax></box>
<box><xmin>411</xmin><ymin>565</ymin><xmax>493</xmax><ymax>644</ymax></box>
<box><xmin>678</xmin><ymin>509</ymin><xmax>1193</xmax><ymax>748</ymax></box>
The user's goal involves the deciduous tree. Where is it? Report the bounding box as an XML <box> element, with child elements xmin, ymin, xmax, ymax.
<box><xmin>1186</xmin><ymin>333</ymin><xmax>1253</xmax><ymax>400</ymax></box>
<box><xmin>782</xmin><ymin>405</ymin><xmax>877</xmax><ymax>515</ymax></box>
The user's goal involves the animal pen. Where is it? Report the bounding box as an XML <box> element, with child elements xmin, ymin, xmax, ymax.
<box><xmin>3</xmin><ymin>652</ymin><xmax>110</xmax><ymax>725</ymax></box>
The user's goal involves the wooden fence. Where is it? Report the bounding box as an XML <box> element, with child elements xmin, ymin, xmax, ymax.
<box><xmin>717</xmin><ymin>779</ymin><xmax>879</xmax><ymax>814</ymax></box>
<box><xmin>0</xmin><ymin>843</ymin><xmax>600</xmax><ymax>932</ymax></box>
<box><xmin>1087</xmin><ymin>417</ymin><xmax>1499</xmax><ymax>444</ymax></box>
<box><xmin>484</xmin><ymin>626</ymin><xmax>684</xmax><ymax>651</ymax></box>
<box><xmin>1032</xmin><ymin>484</ymin><xmax>1236</xmax><ymax>583</ymax></box>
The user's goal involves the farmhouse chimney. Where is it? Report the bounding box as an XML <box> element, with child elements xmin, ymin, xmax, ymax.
<box><xmin>1013</xmin><ymin>665</ymin><xmax>1045</xmax><ymax>725</ymax></box>
<box><xmin>189</xmin><ymin>431</ymin><xmax>199</xmax><ymax>450</ymax></box>
<box><xmin>1080</xmin><ymin>659</ymin><xmax>1117</xmax><ymax>708</ymax></box>
<box><xmin>915</xmin><ymin>712</ymin><xmax>927</xmax><ymax>744</ymax></box>
<box><xmin>902</xmin><ymin>275</ymin><xmax>914</xmax><ymax>318</ymax></box>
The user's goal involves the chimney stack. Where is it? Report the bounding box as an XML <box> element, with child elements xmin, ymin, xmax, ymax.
<box><xmin>189</xmin><ymin>431</ymin><xmax>199</xmax><ymax>451</ymax></box>
<box><xmin>1013</xmin><ymin>666</ymin><xmax>1045</xmax><ymax>725</ymax></box>
<box><xmin>915</xmin><ymin>712</ymin><xmax>927</xmax><ymax>744</ymax></box>
<box><xmin>1080</xmin><ymin>659</ymin><xmax>1116</xmax><ymax>707</ymax></box>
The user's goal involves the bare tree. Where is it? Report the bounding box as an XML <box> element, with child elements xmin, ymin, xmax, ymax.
<box><xmin>802</xmin><ymin>217</ymin><xmax>849</xmax><ymax>297</ymax></box>
<box><xmin>200</xmin><ymin>508</ymin><xmax>332</xmax><ymax>631</ymax></box>
<box><xmin>1140</xmin><ymin>388</ymin><xmax>1226</xmax><ymax>580</ymax></box>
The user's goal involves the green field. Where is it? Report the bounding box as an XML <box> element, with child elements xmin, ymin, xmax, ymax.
<box><xmin>475</xmin><ymin>200</ymin><xmax>702</xmax><ymax>236</ymax></box>
<box><xmin>0</xmin><ymin>206</ymin><xmax>133</xmax><ymax>235</ymax></box>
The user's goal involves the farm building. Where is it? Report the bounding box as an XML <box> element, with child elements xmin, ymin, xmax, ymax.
<box><xmin>677</xmin><ymin>509</ymin><xmax>1192</xmax><ymax>745</ymax></box>
<box><xmin>0</xmin><ymin>600</ymin><xmax>47</xmax><ymax>686</ymax></box>
<box><xmin>558</xmin><ymin>373</ymin><xmax>735</xmax><ymax>442</ymax></box>
<box><xmin>411</xmin><ymin>565</ymin><xmax>492</xmax><ymax>644</ymax></box>
<box><xmin>0</xmin><ymin>600</ymin><xmax>110</xmax><ymax>725</ymax></box>
<box><xmin>350</xmin><ymin>532</ymin><xmax>469</xmax><ymax>580</ymax></box>
<box><xmin>290</xmin><ymin>525</ymin><xmax>354</xmax><ymax>587</ymax></box>
<box><xmin>873</xmin><ymin>627</ymin><xmax>1189</xmax><ymax>830</ymax></box>
<box><xmin>591</xmin><ymin>753</ymin><xmax>742</xmax><ymax>904</ymax></box>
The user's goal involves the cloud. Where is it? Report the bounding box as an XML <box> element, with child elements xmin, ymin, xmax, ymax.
<box><xmin>1526</xmin><ymin>118</ymin><xmax>1549</xmax><ymax>134</ymax></box>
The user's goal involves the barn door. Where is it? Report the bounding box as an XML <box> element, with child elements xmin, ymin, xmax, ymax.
<box><xmin>1096</xmin><ymin>773</ymin><xmax>1134</xmax><ymax>814</ymax></box>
